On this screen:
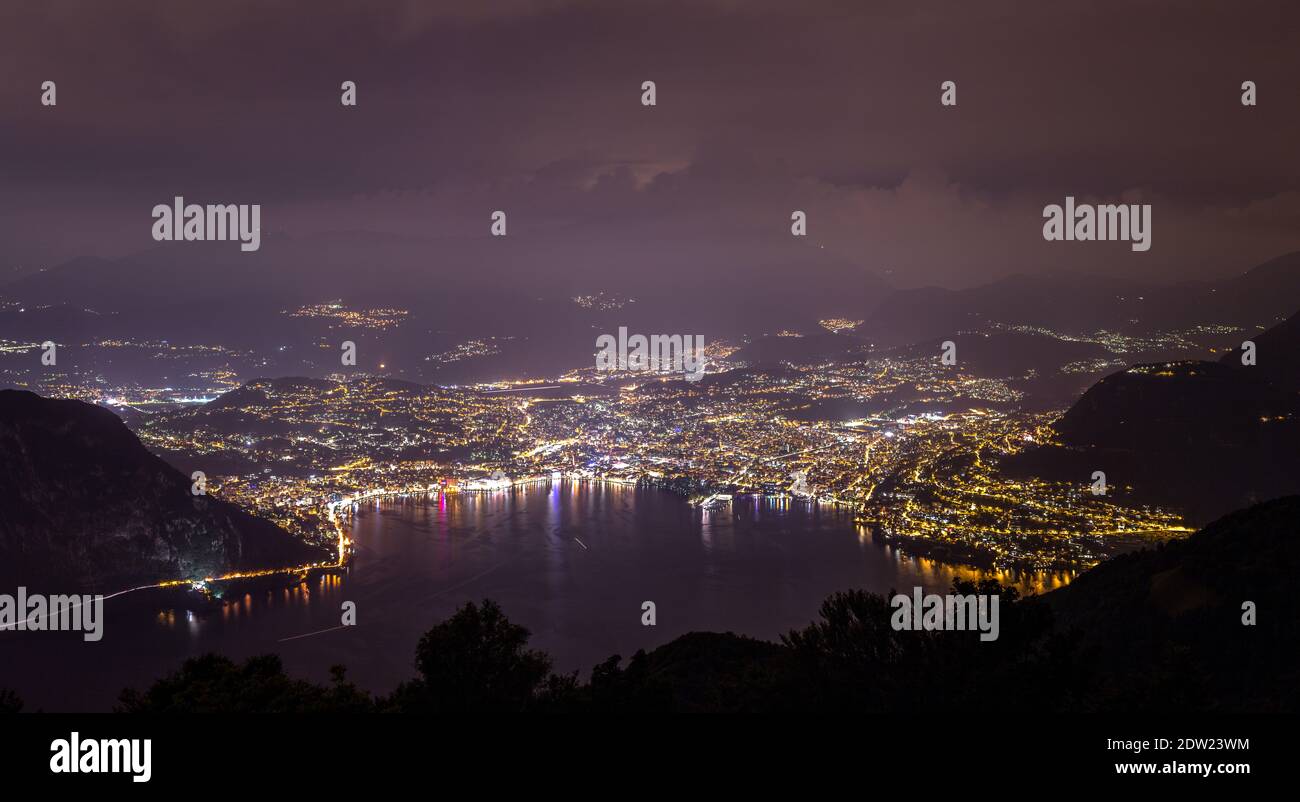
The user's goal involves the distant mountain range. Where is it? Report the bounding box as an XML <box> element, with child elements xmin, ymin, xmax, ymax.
<box><xmin>855</xmin><ymin>250</ymin><xmax>1300</xmax><ymax>347</ymax></box>
<box><xmin>4</xmin><ymin>244</ymin><xmax>1299</xmax><ymax>392</ymax></box>
<box><xmin>0</xmin><ymin>230</ymin><xmax>891</xmax><ymax>342</ymax></box>
<box><xmin>14</xmin><ymin>245</ymin><xmax>1300</xmax><ymax>342</ymax></box>
<box><xmin>0</xmin><ymin>390</ymin><xmax>328</xmax><ymax>590</ymax></box>
<box><xmin>0</xmin><ymin>231</ymin><xmax>900</xmax><ymax>386</ymax></box>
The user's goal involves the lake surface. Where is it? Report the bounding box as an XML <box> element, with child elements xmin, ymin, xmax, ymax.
<box><xmin>1</xmin><ymin>481</ymin><xmax>1070</xmax><ymax>711</ymax></box>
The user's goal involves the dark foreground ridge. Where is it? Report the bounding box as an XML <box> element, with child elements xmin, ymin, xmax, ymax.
<box><xmin>0</xmin><ymin>390</ymin><xmax>329</xmax><ymax>590</ymax></box>
<box><xmin>6</xmin><ymin>494</ymin><xmax>1284</xmax><ymax>714</ymax></box>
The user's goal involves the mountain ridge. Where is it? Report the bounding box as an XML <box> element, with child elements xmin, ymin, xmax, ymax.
<box><xmin>0</xmin><ymin>390</ymin><xmax>328</xmax><ymax>590</ymax></box>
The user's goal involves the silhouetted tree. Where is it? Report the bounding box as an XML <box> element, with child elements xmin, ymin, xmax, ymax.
<box><xmin>384</xmin><ymin>599</ymin><xmax>554</xmax><ymax>712</ymax></box>
<box><xmin>778</xmin><ymin>581</ymin><xmax>1071</xmax><ymax>712</ymax></box>
<box><xmin>117</xmin><ymin>654</ymin><xmax>373</xmax><ymax>712</ymax></box>
<box><xmin>780</xmin><ymin>588</ymin><xmax>934</xmax><ymax>711</ymax></box>
<box><xmin>0</xmin><ymin>687</ymin><xmax>22</xmax><ymax>713</ymax></box>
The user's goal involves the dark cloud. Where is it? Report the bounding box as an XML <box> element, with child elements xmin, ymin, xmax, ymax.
<box><xmin>1</xmin><ymin>0</ymin><xmax>1298</xmax><ymax>286</ymax></box>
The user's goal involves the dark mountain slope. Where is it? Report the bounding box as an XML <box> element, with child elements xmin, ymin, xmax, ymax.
<box><xmin>0</xmin><ymin>390</ymin><xmax>328</xmax><ymax>590</ymax></box>
<box><xmin>1218</xmin><ymin>307</ymin><xmax>1300</xmax><ymax>391</ymax></box>
<box><xmin>1006</xmin><ymin>359</ymin><xmax>1300</xmax><ymax>523</ymax></box>
<box><xmin>1204</xmin><ymin>251</ymin><xmax>1300</xmax><ymax>326</ymax></box>
<box><xmin>1044</xmin><ymin>495</ymin><xmax>1300</xmax><ymax>712</ymax></box>
<box><xmin>1052</xmin><ymin>360</ymin><xmax>1295</xmax><ymax>449</ymax></box>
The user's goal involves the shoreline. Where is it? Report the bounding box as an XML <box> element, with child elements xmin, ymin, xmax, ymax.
<box><xmin>125</xmin><ymin>476</ymin><xmax>1102</xmax><ymax>616</ymax></box>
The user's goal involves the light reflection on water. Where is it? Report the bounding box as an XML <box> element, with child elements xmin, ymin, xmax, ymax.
<box><xmin>4</xmin><ymin>481</ymin><xmax>1070</xmax><ymax>711</ymax></box>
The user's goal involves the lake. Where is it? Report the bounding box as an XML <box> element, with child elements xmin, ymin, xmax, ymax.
<box><xmin>1</xmin><ymin>481</ymin><xmax>1070</xmax><ymax>711</ymax></box>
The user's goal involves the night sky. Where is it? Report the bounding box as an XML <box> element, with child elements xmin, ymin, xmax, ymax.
<box><xmin>1</xmin><ymin>0</ymin><xmax>1298</xmax><ymax>288</ymax></box>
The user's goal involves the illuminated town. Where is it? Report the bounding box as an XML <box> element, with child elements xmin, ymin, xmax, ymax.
<box><xmin>285</xmin><ymin>301</ymin><xmax>409</xmax><ymax>331</ymax></box>
<box><xmin>0</xmin><ymin>325</ymin><xmax>1204</xmax><ymax>578</ymax></box>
